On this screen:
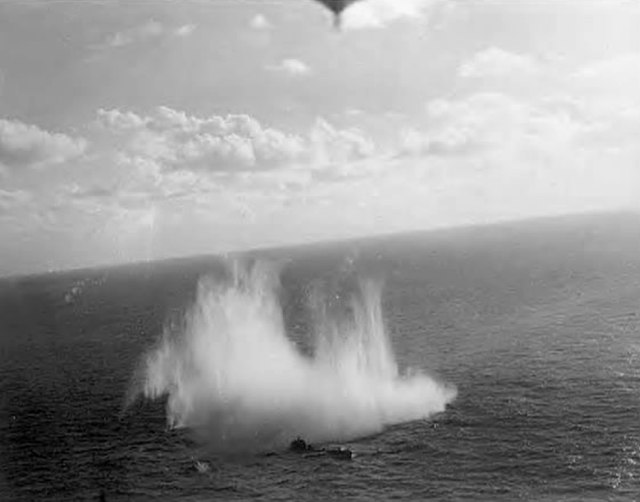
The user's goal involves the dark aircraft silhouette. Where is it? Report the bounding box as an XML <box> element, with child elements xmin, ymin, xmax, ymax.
<box><xmin>313</xmin><ymin>0</ymin><xmax>363</xmax><ymax>28</ymax></box>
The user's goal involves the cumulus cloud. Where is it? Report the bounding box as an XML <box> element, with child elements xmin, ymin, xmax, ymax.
<box><xmin>267</xmin><ymin>59</ymin><xmax>311</xmax><ymax>77</ymax></box>
<box><xmin>250</xmin><ymin>14</ymin><xmax>272</xmax><ymax>30</ymax></box>
<box><xmin>101</xmin><ymin>20</ymin><xmax>195</xmax><ymax>49</ymax></box>
<box><xmin>343</xmin><ymin>0</ymin><xmax>447</xmax><ymax>30</ymax></box>
<box><xmin>174</xmin><ymin>24</ymin><xmax>196</xmax><ymax>37</ymax></box>
<box><xmin>96</xmin><ymin>107</ymin><xmax>307</xmax><ymax>172</ymax></box>
<box><xmin>0</xmin><ymin>118</ymin><xmax>87</xmax><ymax>169</ymax></box>
<box><xmin>404</xmin><ymin>44</ymin><xmax>640</xmax><ymax>161</ymax></box>
<box><xmin>396</xmin><ymin>92</ymin><xmax>595</xmax><ymax>159</ymax></box>
<box><xmin>310</xmin><ymin>118</ymin><xmax>375</xmax><ymax>166</ymax></box>
<box><xmin>458</xmin><ymin>47</ymin><xmax>541</xmax><ymax>80</ymax></box>
<box><xmin>93</xmin><ymin>107</ymin><xmax>381</xmax><ymax>190</ymax></box>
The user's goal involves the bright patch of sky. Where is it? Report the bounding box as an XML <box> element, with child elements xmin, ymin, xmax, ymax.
<box><xmin>0</xmin><ymin>0</ymin><xmax>638</xmax><ymax>275</ymax></box>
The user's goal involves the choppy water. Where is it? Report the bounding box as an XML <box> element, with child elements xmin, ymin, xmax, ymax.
<box><xmin>1</xmin><ymin>214</ymin><xmax>640</xmax><ymax>501</ymax></box>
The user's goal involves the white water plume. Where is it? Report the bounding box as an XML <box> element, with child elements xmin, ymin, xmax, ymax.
<box><xmin>129</xmin><ymin>260</ymin><xmax>456</xmax><ymax>451</ymax></box>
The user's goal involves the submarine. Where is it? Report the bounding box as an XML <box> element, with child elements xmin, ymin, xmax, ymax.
<box><xmin>289</xmin><ymin>437</ymin><xmax>354</xmax><ymax>460</ymax></box>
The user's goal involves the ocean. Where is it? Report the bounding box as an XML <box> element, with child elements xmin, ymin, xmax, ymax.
<box><xmin>1</xmin><ymin>213</ymin><xmax>639</xmax><ymax>501</ymax></box>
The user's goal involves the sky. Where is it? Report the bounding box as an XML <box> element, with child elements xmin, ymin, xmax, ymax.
<box><xmin>0</xmin><ymin>0</ymin><xmax>639</xmax><ymax>276</ymax></box>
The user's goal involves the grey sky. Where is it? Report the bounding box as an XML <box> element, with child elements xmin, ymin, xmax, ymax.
<box><xmin>0</xmin><ymin>0</ymin><xmax>639</xmax><ymax>276</ymax></box>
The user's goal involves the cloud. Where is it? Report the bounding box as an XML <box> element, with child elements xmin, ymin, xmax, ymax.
<box><xmin>59</xmin><ymin>153</ymin><xmax>214</xmax><ymax>220</ymax></box>
<box><xmin>572</xmin><ymin>53</ymin><xmax>640</xmax><ymax>108</ymax></box>
<box><xmin>100</xmin><ymin>20</ymin><xmax>195</xmax><ymax>49</ymax></box>
<box><xmin>96</xmin><ymin>107</ymin><xmax>307</xmax><ymax>173</ymax></box>
<box><xmin>0</xmin><ymin>189</ymin><xmax>31</xmax><ymax>214</ymax></box>
<box><xmin>397</xmin><ymin>94</ymin><xmax>519</xmax><ymax>156</ymax></box>
<box><xmin>386</xmin><ymin>88</ymin><xmax>639</xmax><ymax>227</ymax></box>
<box><xmin>267</xmin><ymin>59</ymin><xmax>311</xmax><ymax>77</ymax></box>
<box><xmin>96</xmin><ymin>108</ymin><xmax>148</xmax><ymax>131</ymax></box>
<box><xmin>0</xmin><ymin>118</ymin><xmax>87</xmax><ymax>169</ymax></box>
<box><xmin>396</xmin><ymin>45</ymin><xmax>640</xmax><ymax>159</ymax></box>
<box><xmin>451</xmin><ymin>47</ymin><xmax>640</xmax><ymax>156</ymax></box>
<box><xmin>310</xmin><ymin>118</ymin><xmax>375</xmax><ymax>166</ymax></box>
<box><xmin>396</xmin><ymin>91</ymin><xmax>597</xmax><ymax>160</ymax></box>
<box><xmin>250</xmin><ymin>14</ymin><xmax>272</xmax><ymax>30</ymax></box>
<box><xmin>458</xmin><ymin>47</ymin><xmax>541</xmax><ymax>80</ymax></box>
<box><xmin>343</xmin><ymin>0</ymin><xmax>447</xmax><ymax>30</ymax></box>
<box><xmin>174</xmin><ymin>24</ymin><xmax>196</xmax><ymax>37</ymax></box>
<box><xmin>93</xmin><ymin>107</ymin><xmax>381</xmax><ymax>191</ymax></box>
<box><xmin>105</xmin><ymin>20</ymin><xmax>165</xmax><ymax>48</ymax></box>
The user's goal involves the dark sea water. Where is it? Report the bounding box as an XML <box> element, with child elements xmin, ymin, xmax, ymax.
<box><xmin>1</xmin><ymin>213</ymin><xmax>640</xmax><ymax>501</ymax></box>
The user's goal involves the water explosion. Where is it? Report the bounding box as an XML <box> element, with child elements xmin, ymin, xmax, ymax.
<box><xmin>128</xmin><ymin>260</ymin><xmax>456</xmax><ymax>451</ymax></box>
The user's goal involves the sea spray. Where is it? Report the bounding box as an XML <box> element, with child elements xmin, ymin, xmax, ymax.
<box><xmin>128</xmin><ymin>259</ymin><xmax>456</xmax><ymax>451</ymax></box>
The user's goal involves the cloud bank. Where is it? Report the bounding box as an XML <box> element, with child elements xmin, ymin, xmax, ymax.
<box><xmin>0</xmin><ymin>118</ymin><xmax>87</xmax><ymax>169</ymax></box>
<box><xmin>95</xmin><ymin>106</ymin><xmax>376</xmax><ymax>175</ymax></box>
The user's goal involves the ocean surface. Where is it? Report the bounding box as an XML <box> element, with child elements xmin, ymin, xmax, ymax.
<box><xmin>1</xmin><ymin>213</ymin><xmax>640</xmax><ymax>501</ymax></box>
